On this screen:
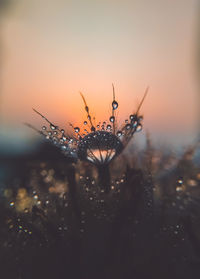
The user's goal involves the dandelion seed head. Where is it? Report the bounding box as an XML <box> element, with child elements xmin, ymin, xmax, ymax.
<box><xmin>78</xmin><ymin>131</ymin><xmax>123</xmax><ymax>165</ymax></box>
<box><xmin>30</xmin><ymin>85</ymin><xmax>148</xmax><ymax>166</ymax></box>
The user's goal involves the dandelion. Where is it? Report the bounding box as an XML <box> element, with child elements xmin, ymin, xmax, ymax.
<box><xmin>27</xmin><ymin>85</ymin><xmax>148</xmax><ymax>192</ymax></box>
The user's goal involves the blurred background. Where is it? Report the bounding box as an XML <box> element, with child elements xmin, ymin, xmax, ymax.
<box><xmin>1</xmin><ymin>2</ymin><xmax>200</xmax><ymax>278</ymax></box>
<box><xmin>0</xmin><ymin>0</ymin><xmax>199</xmax><ymax>157</ymax></box>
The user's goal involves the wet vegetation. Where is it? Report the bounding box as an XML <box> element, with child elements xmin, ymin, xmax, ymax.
<box><xmin>0</xmin><ymin>136</ymin><xmax>200</xmax><ymax>279</ymax></box>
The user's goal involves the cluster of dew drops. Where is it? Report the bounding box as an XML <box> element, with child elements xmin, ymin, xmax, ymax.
<box><xmin>31</xmin><ymin>87</ymin><xmax>146</xmax><ymax>159</ymax></box>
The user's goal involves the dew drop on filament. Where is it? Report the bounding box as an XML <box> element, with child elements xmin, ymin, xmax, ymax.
<box><xmin>133</xmin><ymin>121</ymin><xmax>138</xmax><ymax>127</ymax></box>
<box><xmin>130</xmin><ymin>114</ymin><xmax>136</xmax><ymax>121</ymax></box>
<box><xmin>110</xmin><ymin>116</ymin><xmax>115</xmax><ymax>123</ymax></box>
<box><xmin>112</xmin><ymin>101</ymin><xmax>118</xmax><ymax>110</ymax></box>
<box><xmin>50</xmin><ymin>125</ymin><xmax>56</xmax><ymax>130</ymax></box>
<box><xmin>126</xmin><ymin>124</ymin><xmax>131</xmax><ymax>130</ymax></box>
<box><xmin>117</xmin><ymin>131</ymin><xmax>122</xmax><ymax>137</ymax></box>
<box><xmin>74</xmin><ymin>127</ymin><xmax>80</xmax><ymax>133</ymax></box>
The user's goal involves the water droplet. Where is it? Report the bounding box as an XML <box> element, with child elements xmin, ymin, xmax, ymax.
<box><xmin>126</xmin><ymin>124</ymin><xmax>131</xmax><ymax>130</ymax></box>
<box><xmin>125</xmin><ymin>119</ymin><xmax>128</xmax><ymax>123</ymax></box>
<box><xmin>107</xmin><ymin>124</ymin><xmax>111</xmax><ymax>130</ymax></box>
<box><xmin>53</xmin><ymin>131</ymin><xmax>58</xmax><ymax>135</ymax></box>
<box><xmin>132</xmin><ymin>121</ymin><xmax>138</xmax><ymax>127</ymax></box>
<box><xmin>112</xmin><ymin>101</ymin><xmax>118</xmax><ymax>110</ymax></box>
<box><xmin>74</xmin><ymin>127</ymin><xmax>80</xmax><ymax>133</ymax></box>
<box><xmin>117</xmin><ymin>131</ymin><xmax>122</xmax><ymax>137</ymax></box>
<box><xmin>188</xmin><ymin>179</ymin><xmax>197</xmax><ymax>187</ymax></box>
<box><xmin>176</xmin><ymin>186</ymin><xmax>182</xmax><ymax>192</ymax></box>
<box><xmin>136</xmin><ymin>124</ymin><xmax>142</xmax><ymax>132</ymax></box>
<box><xmin>84</xmin><ymin>121</ymin><xmax>87</xmax><ymax>125</ymax></box>
<box><xmin>110</xmin><ymin>116</ymin><xmax>115</xmax><ymax>123</ymax></box>
<box><xmin>61</xmin><ymin>145</ymin><xmax>67</xmax><ymax>150</ymax></box>
<box><xmin>50</xmin><ymin>125</ymin><xmax>56</xmax><ymax>130</ymax></box>
<box><xmin>48</xmin><ymin>131</ymin><xmax>52</xmax><ymax>136</ymax></box>
<box><xmin>177</xmin><ymin>179</ymin><xmax>183</xmax><ymax>184</ymax></box>
<box><xmin>42</xmin><ymin>126</ymin><xmax>46</xmax><ymax>130</ymax></box>
<box><xmin>130</xmin><ymin>114</ymin><xmax>136</xmax><ymax>121</ymax></box>
<box><xmin>10</xmin><ymin>202</ymin><xmax>14</xmax><ymax>207</ymax></box>
<box><xmin>61</xmin><ymin>129</ymin><xmax>65</xmax><ymax>134</ymax></box>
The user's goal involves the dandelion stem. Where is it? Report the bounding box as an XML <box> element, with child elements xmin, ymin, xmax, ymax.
<box><xmin>97</xmin><ymin>164</ymin><xmax>111</xmax><ymax>193</ymax></box>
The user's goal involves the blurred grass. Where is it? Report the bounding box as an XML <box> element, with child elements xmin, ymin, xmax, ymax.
<box><xmin>0</xmin><ymin>136</ymin><xmax>200</xmax><ymax>279</ymax></box>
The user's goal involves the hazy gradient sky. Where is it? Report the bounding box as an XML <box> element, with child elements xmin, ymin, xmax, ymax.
<box><xmin>0</xmin><ymin>0</ymin><xmax>199</xmax><ymax>147</ymax></box>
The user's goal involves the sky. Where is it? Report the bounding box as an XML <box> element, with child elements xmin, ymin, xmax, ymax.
<box><xmin>0</xmin><ymin>0</ymin><xmax>199</xmax><ymax>150</ymax></box>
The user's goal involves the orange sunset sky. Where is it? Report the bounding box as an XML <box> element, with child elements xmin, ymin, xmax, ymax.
<box><xmin>0</xmin><ymin>0</ymin><xmax>199</xmax><ymax>148</ymax></box>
